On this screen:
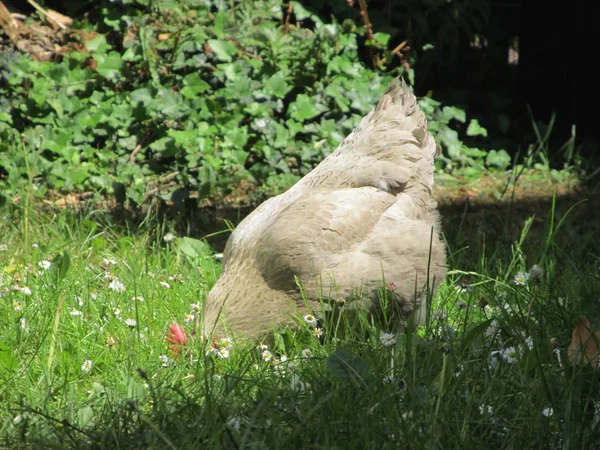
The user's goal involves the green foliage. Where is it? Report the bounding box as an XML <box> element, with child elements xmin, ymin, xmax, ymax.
<box><xmin>0</xmin><ymin>196</ymin><xmax>599</xmax><ymax>448</ymax></box>
<box><xmin>0</xmin><ymin>0</ymin><xmax>495</xmax><ymax>205</ymax></box>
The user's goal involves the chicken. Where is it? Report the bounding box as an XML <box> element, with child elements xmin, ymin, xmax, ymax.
<box><xmin>203</xmin><ymin>78</ymin><xmax>446</xmax><ymax>340</ymax></box>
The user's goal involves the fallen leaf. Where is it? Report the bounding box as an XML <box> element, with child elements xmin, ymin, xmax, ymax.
<box><xmin>568</xmin><ymin>316</ymin><xmax>600</xmax><ymax>368</ymax></box>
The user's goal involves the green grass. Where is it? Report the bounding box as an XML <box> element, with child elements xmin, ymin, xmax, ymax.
<box><xmin>1</xmin><ymin>191</ymin><xmax>600</xmax><ymax>449</ymax></box>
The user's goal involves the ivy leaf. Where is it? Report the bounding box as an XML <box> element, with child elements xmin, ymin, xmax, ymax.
<box><xmin>85</xmin><ymin>35</ymin><xmax>111</xmax><ymax>54</ymax></box>
<box><xmin>486</xmin><ymin>149</ymin><xmax>511</xmax><ymax>170</ymax></box>
<box><xmin>288</xmin><ymin>94</ymin><xmax>322</xmax><ymax>121</ymax></box>
<box><xmin>76</xmin><ymin>406</ymin><xmax>95</xmax><ymax>428</ymax></box>
<box><xmin>207</xmin><ymin>39</ymin><xmax>237</xmax><ymax>62</ymax></box>
<box><xmin>466</xmin><ymin>119</ymin><xmax>488</xmax><ymax>137</ymax></box>
<box><xmin>181</xmin><ymin>73</ymin><xmax>210</xmax><ymax>98</ymax></box>
<box><xmin>264</xmin><ymin>71</ymin><xmax>291</xmax><ymax>99</ymax></box>
<box><xmin>94</xmin><ymin>52</ymin><xmax>123</xmax><ymax>80</ymax></box>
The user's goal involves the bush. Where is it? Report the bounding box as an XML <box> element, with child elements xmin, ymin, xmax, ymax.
<box><xmin>0</xmin><ymin>0</ymin><xmax>496</xmax><ymax>206</ymax></box>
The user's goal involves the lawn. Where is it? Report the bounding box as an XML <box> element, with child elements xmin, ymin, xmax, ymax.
<box><xmin>1</xmin><ymin>177</ymin><xmax>599</xmax><ymax>449</ymax></box>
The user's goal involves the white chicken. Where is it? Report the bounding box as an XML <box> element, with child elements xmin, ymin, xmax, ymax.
<box><xmin>203</xmin><ymin>78</ymin><xmax>446</xmax><ymax>339</ymax></box>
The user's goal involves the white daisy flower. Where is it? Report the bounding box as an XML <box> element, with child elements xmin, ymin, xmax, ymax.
<box><xmin>301</xmin><ymin>348</ymin><xmax>314</xmax><ymax>358</ymax></box>
<box><xmin>303</xmin><ymin>314</ymin><xmax>317</xmax><ymax>326</ymax></box>
<box><xmin>70</xmin><ymin>309</ymin><xmax>83</xmax><ymax>317</ymax></box>
<box><xmin>159</xmin><ymin>354</ymin><xmax>171</xmax><ymax>367</ymax></box>
<box><xmin>159</xmin><ymin>281</ymin><xmax>170</xmax><ymax>289</ymax></box>
<box><xmin>38</xmin><ymin>260</ymin><xmax>51</xmax><ymax>270</ymax></box>
<box><xmin>219</xmin><ymin>337</ymin><xmax>233</xmax><ymax>349</ymax></box>
<box><xmin>124</xmin><ymin>318</ymin><xmax>137</xmax><ymax>328</ymax></box>
<box><xmin>108</xmin><ymin>279</ymin><xmax>126</xmax><ymax>292</ymax></box>
<box><xmin>163</xmin><ymin>232</ymin><xmax>175</xmax><ymax>242</ymax></box>
<box><xmin>501</xmin><ymin>346</ymin><xmax>518</xmax><ymax>364</ymax></box>
<box><xmin>183</xmin><ymin>313</ymin><xmax>195</xmax><ymax>323</ymax></box>
<box><xmin>514</xmin><ymin>271</ymin><xmax>529</xmax><ymax>286</ymax></box>
<box><xmin>216</xmin><ymin>348</ymin><xmax>230</xmax><ymax>359</ymax></box>
<box><xmin>106</xmin><ymin>336</ymin><xmax>116</xmax><ymax>347</ymax></box>
<box><xmin>379</xmin><ymin>333</ymin><xmax>397</xmax><ymax>346</ymax></box>
<box><xmin>81</xmin><ymin>360</ymin><xmax>93</xmax><ymax>373</ymax></box>
<box><xmin>261</xmin><ymin>350</ymin><xmax>273</xmax><ymax>361</ymax></box>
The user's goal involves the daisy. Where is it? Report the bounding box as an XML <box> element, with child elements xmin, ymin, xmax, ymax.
<box><xmin>163</xmin><ymin>232</ymin><xmax>175</xmax><ymax>242</ymax></box>
<box><xmin>124</xmin><ymin>318</ymin><xmax>137</xmax><ymax>328</ymax></box>
<box><xmin>312</xmin><ymin>328</ymin><xmax>323</xmax><ymax>338</ymax></box>
<box><xmin>38</xmin><ymin>260</ymin><xmax>51</xmax><ymax>270</ymax></box>
<box><xmin>379</xmin><ymin>333</ymin><xmax>397</xmax><ymax>346</ymax></box>
<box><xmin>301</xmin><ymin>348</ymin><xmax>314</xmax><ymax>358</ymax></box>
<box><xmin>216</xmin><ymin>348</ymin><xmax>230</xmax><ymax>359</ymax></box>
<box><xmin>514</xmin><ymin>271</ymin><xmax>529</xmax><ymax>286</ymax></box>
<box><xmin>106</xmin><ymin>336</ymin><xmax>116</xmax><ymax>347</ymax></box>
<box><xmin>159</xmin><ymin>281</ymin><xmax>170</xmax><ymax>289</ymax></box>
<box><xmin>303</xmin><ymin>314</ymin><xmax>317</xmax><ymax>326</ymax></box>
<box><xmin>108</xmin><ymin>279</ymin><xmax>126</xmax><ymax>292</ymax></box>
<box><xmin>261</xmin><ymin>350</ymin><xmax>273</xmax><ymax>361</ymax></box>
<box><xmin>501</xmin><ymin>346</ymin><xmax>518</xmax><ymax>364</ymax></box>
<box><xmin>70</xmin><ymin>309</ymin><xmax>83</xmax><ymax>317</ymax></box>
<box><xmin>159</xmin><ymin>354</ymin><xmax>170</xmax><ymax>367</ymax></box>
<box><xmin>183</xmin><ymin>313</ymin><xmax>195</xmax><ymax>323</ymax></box>
<box><xmin>81</xmin><ymin>360</ymin><xmax>93</xmax><ymax>373</ymax></box>
<box><xmin>219</xmin><ymin>337</ymin><xmax>233</xmax><ymax>349</ymax></box>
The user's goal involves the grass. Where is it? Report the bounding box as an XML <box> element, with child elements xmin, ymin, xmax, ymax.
<box><xmin>1</xmin><ymin>184</ymin><xmax>600</xmax><ymax>450</ymax></box>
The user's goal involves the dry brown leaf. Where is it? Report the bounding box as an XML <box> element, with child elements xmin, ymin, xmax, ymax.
<box><xmin>158</xmin><ymin>33</ymin><xmax>171</xmax><ymax>41</ymax></box>
<box><xmin>568</xmin><ymin>316</ymin><xmax>600</xmax><ymax>368</ymax></box>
